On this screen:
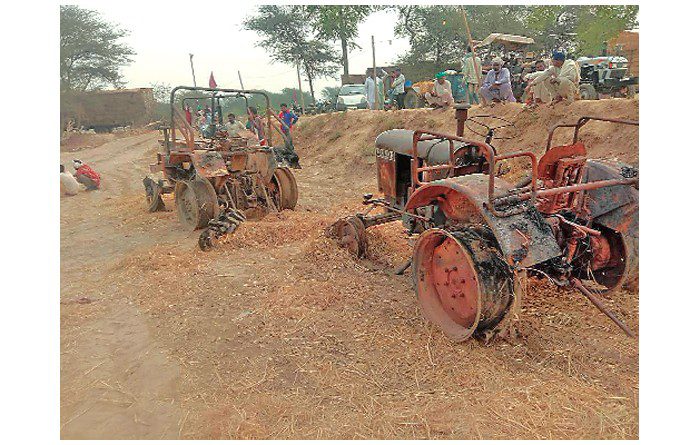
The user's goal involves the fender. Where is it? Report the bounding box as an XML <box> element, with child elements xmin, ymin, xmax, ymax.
<box><xmin>405</xmin><ymin>174</ymin><xmax>561</xmax><ymax>268</ymax></box>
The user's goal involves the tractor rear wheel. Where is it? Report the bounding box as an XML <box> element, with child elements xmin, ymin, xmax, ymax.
<box><xmin>175</xmin><ymin>178</ymin><xmax>219</xmax><ymax>230</ymax></box>
<box><xmin>271</xmin><ymin>167</ymin><xmax>299</xmax><ymax>210</ymax></box>
<box><xmin>412</xmin><ymin>227</ymin><xmax>517</xmax><ymax>342</ymax></box>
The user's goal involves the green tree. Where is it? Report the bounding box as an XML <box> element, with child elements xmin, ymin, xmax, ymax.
<box><xmin>243</xmin><ymin>5</ymin><xmax>340</xmax><ymax>102</ymax></box>
<box><xmin>305</xmin><ymin>5</ymin><xmax>373</xmax><ymax>75</ymax></box>
<box><xmin>60</xmin><ymin>5</ymin><xmax>135</xmax><ymax>92</ymax></box>
<box><xmin>394</xmin><ymin>5</ymin><xmax>530</xmax><ymax>80</ymax></box>
<box><xmin>526</xmin><ymin>5</ymin><xmax>638</xmax><ymax>55</ymax></box>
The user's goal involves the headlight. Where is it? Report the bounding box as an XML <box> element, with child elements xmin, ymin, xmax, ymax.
<box><xmin>337</xmin><ymin>96</ymin><xmax>344</xmax><ymax>104</ymax></box>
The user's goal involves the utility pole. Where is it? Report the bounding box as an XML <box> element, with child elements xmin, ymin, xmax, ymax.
<box><xmin>296</xmin><ymin>59</ymin><xmax>305</xmax><ymax>115</ymax></box>
<box><xmin>189</xmin><ymin>53</ymin><xmax>197</xmax><ymax>87</ymax></box>
<box><xmin>459</xmin><ymin>7</ymin><xmax>481</xmax><ymax>86</ymax></box>
<box><xmin>237</xmin><ymin>70</ymin><xmax>245</xmax><ymax>90</ymax></box>
<box><xmin>371</xmin><ymin>35</ymin><xmax>378</xmax><ymax>110</ymax></box>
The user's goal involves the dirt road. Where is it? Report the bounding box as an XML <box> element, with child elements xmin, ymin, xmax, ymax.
<box><xmin>61</xmin><ymin>102</ymin><xmax>639</xmax><ymax>439</ymax></box>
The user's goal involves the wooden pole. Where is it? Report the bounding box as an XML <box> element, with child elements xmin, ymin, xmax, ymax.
<box><xmin>189</xmin><ymin>53</ymin><xmax>197</xmax><ymax>87</ymax></box>
<box><xmin>237</xmin><ymin>70</ymin><xmax>245</xmax><ymax>90</ymax></box>
<box><xmin>372</xmin><ymin>35</ymin><xmax>378</xmax><ymax>110</ymax></box>
<box><xmin>459</xmin><ymin>6</ymin><xmax>481</xmax><ymax>86</ymax></box>
<box><xmin>296</xmin><ymin>60</ymin><xmax>305</xmax><ymax>115</ymax></box>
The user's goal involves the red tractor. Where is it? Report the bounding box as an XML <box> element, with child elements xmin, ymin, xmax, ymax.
<box><xmin>329</xmin><ymin>104</ymin><xmax>638</xmax><ymax>341</ymax></box>
<box><xmin>144</xmin><ymin>86</ymin><xmax>299</xmax><ymax>250</ymax></box>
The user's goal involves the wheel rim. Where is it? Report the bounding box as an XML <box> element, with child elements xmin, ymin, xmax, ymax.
<box><xmin>175</xmin><ymin>182</ymin><xmax>199</xmax><ymax>229</ymax></box>
<box><xmin>328</xmin><ymin>216</ymin><xmax>368</xmax><ymax>258</ymax></box>
<box><xmin>413</xmin><ymin>229</ymin><xmax>481</xmax><ymax>340</ymax></box>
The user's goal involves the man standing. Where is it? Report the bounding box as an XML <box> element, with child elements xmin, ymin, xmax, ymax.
<box><xmin>526</xmin><ymin>51</ymin><xmax>580</xmax><ymax>105</ymax></box>
<box><xmin>278</xmin><ymin>103</ymin><xmax>299</xmax><ymax>136</ymax></box>
<box><xmin>364</xmin><ymin>69</ymin><xmax>377</xmax><ymax>110</ymax></box>
<box><xmin>461</xmin><ymin>46</ymin><xmax>482</xmax><ymax>105</ymax></box>
<box><xmin>73</xmin><ymin>160</ymin><xmax>100</xmax><ymax>191</ymax></box>
<box><xmin>479</xmin><ymin>57</ymin><xmax>516</xmax><ymax>105</ymax></box>
<box><xmin>425</xmin><ymin>72</ymin><xmax>454</xmax><ymax>108</ymax></box>
<box><xmin>390</xmin><ymin>68</ymin><xmax>406</xmax><ymax>109</ymax></box>
<box><xmin>60</xmin><ymin>164</ymin><xmax>81</xmax><ymax>196</ymax></box>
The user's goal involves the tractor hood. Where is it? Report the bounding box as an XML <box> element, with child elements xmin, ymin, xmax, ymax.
<box><xmin>375</xmin><ymin>129</ymin><xmax>474</xmax><ymax>166</ymax></box>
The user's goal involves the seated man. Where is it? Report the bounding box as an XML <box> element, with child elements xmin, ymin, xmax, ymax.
<box><xmin>526</xmin><ymin>51</ymin><xmax>580</xmax><ymax>105</ymax></box>
<box><xmin>523</xmin><ymin>59</ymin><xmax>553</xmax><ymax>106</ymax></box>
<box><xmin>424</xmin><ymin>72</ymin><xmax>454</xmax><ymax>108</ymax></box>
<box><xmin>73</xmin><ymin>159</ymin><xmax>100</xmax><ymax>191</ymax></box>
<box><xmin>224</xmin><ymin>113</ymin><xmax>246</xmax><ymax>136</ymax></box>
<box><xmin>479</xmin><ymin>57</ymin><xmax>516</xmax><ymax>105</ymax></box>
<box><xmin>60</xmin><ymin>164</ymin><xmax>81</xmax><ymax>196</ymax></box>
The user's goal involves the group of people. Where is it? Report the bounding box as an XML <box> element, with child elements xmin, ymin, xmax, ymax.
<box><xmin>186</xmin><ymin>102</ymin><xmax>299</xmax><ymax>146</ymax></box>
<box><xmin>364</xmin><ymin>67</ymin><xmax>407</xmax><ymax>110</ymax></box>
<box><xmin>461</xmin><ymin>47</ymin><xmax>581</xmax><ymax>108</ymax></box>
<box><xmin>60</xmin><ymin>160</ymin><xmax>101</xmax><ymax>196</ymax></box>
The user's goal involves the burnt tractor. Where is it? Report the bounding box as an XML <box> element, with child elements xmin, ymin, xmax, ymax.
<box><xmin>329</xmin><ymin>104</ymin><xmax>638</xmax><ymax>341</ymax></box>
<box><xmin>144</xmin><ymin>86</ymin><xmax>299</xmax><ymax>250</ymax></box>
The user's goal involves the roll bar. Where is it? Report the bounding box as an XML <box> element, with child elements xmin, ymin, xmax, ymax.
<box><xmin>546</xmin><ymin>116</ymin><xmax>639</xmax><ymax>151</ymax></box>
<box><xmin>168</xmin><ymin>86</ymin><xmax>277</xmax><ymax>152</ymax></box>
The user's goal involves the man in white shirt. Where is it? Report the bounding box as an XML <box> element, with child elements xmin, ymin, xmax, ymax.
<box><xmin>425</xmin><ymin>72</ymin><xmax>454</xmax><ymax>108</ymax></box>
<box><xmin>526</xmin><ymin>51</ymin><xmax>580</xmax><ymax>105</ymax></box>
<box><xmin>364</xmin><ymin>69</ymin><xmax>377</xmax><ymax>110</ymax></box>
<box><xmin>523</xmin><ymin>59</ymin><xmax>553</xmax><ymax>106</ymax></box>
<box><xmin>390</xmin><ymin>68</ymin><xmax>406</xmax><ymax>109</ymax></box>
<box><xmin>60</xmin><ymin>164</ymin><xmax>81</xmax><ymax>196</ymax></box>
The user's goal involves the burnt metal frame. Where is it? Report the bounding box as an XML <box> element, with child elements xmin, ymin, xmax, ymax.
<box><xmin>168</xmin><ymin>86</ymin><xmax>276</xmax><ymax>155</ymax></box>
<box><xmin>408</xmin><ymin>129</ymin><xmax>638</xmax><ymax>219</ymax></box>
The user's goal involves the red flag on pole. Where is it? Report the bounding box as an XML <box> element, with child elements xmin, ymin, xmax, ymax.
<box><xmin>209</xmin><ymin>72</ymin><xmax>217</xmax><ymax>88</ymax></box>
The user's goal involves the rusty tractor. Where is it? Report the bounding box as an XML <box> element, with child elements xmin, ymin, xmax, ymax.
<box><xmin>144</xmin><ymin>86</ymin><xmax>299</xmax><ymax>250</ymax></box>
<box><xmin>329</xmin><ymin>104</ymin><xmax>639</xmax><ymax>341</ymax></box>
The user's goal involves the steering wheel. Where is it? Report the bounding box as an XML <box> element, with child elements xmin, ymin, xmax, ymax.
<box><xmin>465</xmin><ymin>115</ymin><xmax>517</xmax><ymax>144</ymax></box>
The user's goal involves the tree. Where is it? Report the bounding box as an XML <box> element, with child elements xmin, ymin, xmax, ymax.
<box><xmin>305</xmin><ymin>5</ymin><xmax>373</xmax><ymax>75</ymax></box>
<box><xmin>243</xmin><ymin>5</ymin><xmax>340</xmax><ymax>102</ymax></box>
<box><xmin>60</xmin><ymin>5</ymin><xmax>135</xmax><ymax>92</ymax></box>
<box><xmin>527</xmin><ymin>5</ymin><xmax>638</xmax><ymax>55</ymax></box>
<box><xmin>393</xmin><ymin>5</ymin><xmax>530</xmax><ymax>80</ymax></box>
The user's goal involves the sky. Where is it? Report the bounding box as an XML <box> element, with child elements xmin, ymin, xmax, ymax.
<box><xmin>88</xmin><ymin>3</ymin><xmax>412</xmax><ymax>94</ymax></box>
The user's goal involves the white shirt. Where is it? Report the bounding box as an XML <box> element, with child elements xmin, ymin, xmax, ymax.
<box><xmin>391</xmin><ymin>73</ymin><xmax>405</xmax><ymax>94</ymax></box>
<box><xmin>434</xmin><ymin>79</ymin><xmax>452</xmax><ymax>97</ymax></box>
<box><xmin>61</xmin><ymin>172</ymin><xmax>81</xmax><ymax>195</ymax></box>
<box><xmin>531</xmin><ymin>59</ymin><xmax>580</xmax><ymax>86</ymax></box>
<box><xmin>364</xmin><ymin>77</ymin><xmax>376</xmax><ymax>104</ymax></box>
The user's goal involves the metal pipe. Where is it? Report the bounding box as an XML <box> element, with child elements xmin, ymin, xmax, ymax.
<box><xmin>571</xmin><ymin>278</ymin><xmax>635</xmax><ymax>337</ymax></box>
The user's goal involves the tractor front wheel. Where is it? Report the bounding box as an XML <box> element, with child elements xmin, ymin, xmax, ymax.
<box><xmin>327</xmin><ymin>216</ymin><xmax>368</xmax><ymax>258</ymax></box>
<box><xmin>271</xmin><ymin>167</ymin><xmax>299</xmax><ymax>210</ymax></box>
<box><xmin>143</xmin><ymin>177</ymin><xmax>165</xmax><ymax>212</ymax></box>
<box><xmin>174</xmin><ymin>178</ymin><xmax>219</xmax><ymax>230</ymax></box>
<box><xmin>412</xmin><ymin>227</ymin><xmax>518</xmax><ymax>342</ymax></box>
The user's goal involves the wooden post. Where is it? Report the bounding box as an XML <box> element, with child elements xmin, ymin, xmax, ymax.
<box><xmin>237</xmin><ymin>70</ymin><xmax>245</xmax><ymax>90</ymax></box>
<box><xmin>372</xmin><ymin>35</ymin><xmax>378</xmax><ymax>110</ymax></box>
<box><xmin>460</xmin><ymin>6</ymin><xmax>481</xmax><ymax>86</ymax></box>
<box><xmin>189</xmin><ymin>53</ymin><xmax>197</xmax><ymax>87</ymax></box>
<box><xmin>296</xmin><ymin>60</ymin><xmax>305</xmax><ymax>115</ymax></box>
